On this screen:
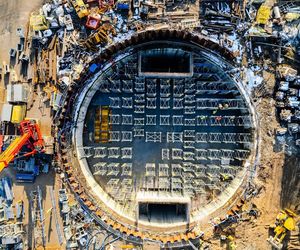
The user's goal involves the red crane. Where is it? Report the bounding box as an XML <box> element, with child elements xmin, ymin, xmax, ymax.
<box><xmin>0</xmin><ymin>120</ymin><xmax>45</xmax><ymax>172</ymax></box>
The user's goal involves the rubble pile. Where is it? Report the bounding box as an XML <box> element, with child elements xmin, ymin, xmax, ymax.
<box><xmin>275</xmin><ymin>64</ymin><xmax>300</xmax><ymax>151</ymax></box>
<box><xmin>58</xmin><ymin>189</ymin><xmax>95</xmax><ymax>248</ymax></box>
<box><xmin>0</xmin><ymin>177</ymin><xmax>24</xmax><ymax>248</ymax></box>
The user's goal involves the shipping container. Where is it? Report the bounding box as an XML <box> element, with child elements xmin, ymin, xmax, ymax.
<box><xmin>7</xmin><ymin>84</ymin><xmax>29</xmax><ymax>103</ymax></box>
<box><xmin>50</xmin><ymin>91</ymin><xmax>63</xmax><ymax>111</ymax></box>
<box><xmin>16</xmin><ymin>173</ymin><xmax>35</xmax><ymax>183</ymax></box>
<box><xmin>11</xmin><ymin>105</ymin><xmax>26</xmax><ymax>124</ymax></box>
<box><xmin>1</xmin><ymin>103</ymin><xmax>13</xmax><ymax>122</ymax></box>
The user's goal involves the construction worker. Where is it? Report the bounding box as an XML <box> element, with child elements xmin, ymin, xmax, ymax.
<box><xmin>216</xmin><ymin>116</ymin><xmax>222</xmax><ymax>122</ymax></box>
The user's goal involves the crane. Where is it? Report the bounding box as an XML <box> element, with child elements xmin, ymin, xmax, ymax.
<box><xmin>0</xmin><ymin>120</ymin><xmax>45</xmax><ymax>172</ymax></box>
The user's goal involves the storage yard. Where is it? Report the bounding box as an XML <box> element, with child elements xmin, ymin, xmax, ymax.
<box><xmin>0</xmin><ymin>0</ymin><xmax>300</xmax><ymax>249</ymax></box>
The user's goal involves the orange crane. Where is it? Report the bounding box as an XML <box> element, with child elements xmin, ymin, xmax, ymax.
<box><xmin>0</xmin><ymin>120</ymin><xmax>45</xmax><ymax>172</ymax></box>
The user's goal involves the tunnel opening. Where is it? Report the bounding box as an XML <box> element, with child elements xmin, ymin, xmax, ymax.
<box><xmin>138</xmin><ymin>202</ymin><xmax>188</xmax><ymax>223</ymax></box>
<box><xmin>139</xmin><ymin>48</ymin><xmax>192</xmax><ymax>76</ymax></box>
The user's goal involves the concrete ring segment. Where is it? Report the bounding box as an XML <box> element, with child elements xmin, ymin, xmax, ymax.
<box><xmin>57</xmin><ymin>29</ymin><xmax>258</xmax><ymax>247</ymax></box>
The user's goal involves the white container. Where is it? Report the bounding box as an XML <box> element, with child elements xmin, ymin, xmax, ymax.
<box><xmin>1</xmin><ymin>103</ymin><xmax>13</xmax><ymax>122</ymax></box>
<box><xmin>6</xmin><ymin>84</ymin><xmax>29</xmax><ymax>103</ymax></box>
<box><xmin>273</xmin><ymin>6</ymin><xmax>281</xmax><ymax>19</ymax></box>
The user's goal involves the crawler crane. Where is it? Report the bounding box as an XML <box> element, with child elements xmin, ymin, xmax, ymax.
<box><xmin>0</xmin><ymin>120</ymin><xmax>45</xmax><ymax>172</ymax></box>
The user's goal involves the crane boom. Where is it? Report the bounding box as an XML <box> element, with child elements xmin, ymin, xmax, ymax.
<box><xmin>0</xmin><ymin>120</ymin><xmax>45</xmax><ymax>173</ymax></box>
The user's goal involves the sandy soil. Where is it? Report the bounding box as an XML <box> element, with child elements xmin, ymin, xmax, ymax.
<box><xmin>0</xmin><ymin>0</ymin><xmax>44</xmax><ymax>64</ymax></box>
<box><xmin>0</xmin><ymin>0</ymin><xmax>52</xmax><ymax>136</ymax></box>
<box><xmin>0</xmin><ymin>0</ymin><xmax>299</xmax><ymax>249</ymax></box>
<box><xmin>0</xmin><ymin>0</ymin><xmax>64</xmax><ymax>248</ymax></box>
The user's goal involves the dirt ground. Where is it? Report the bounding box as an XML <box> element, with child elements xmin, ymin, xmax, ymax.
<box><xmin>0</xmin><ymin>1</ymin><xmax>299</xmax><ymax>250</ymax></box>
<box><xmin>206</xmin><ymin>69</ymin><xmax>300</xmax><ymax>249</ymax></box>
<box><xmin>0</xmin><ymin>0</ymin><xmax>64</xmax><ymax>248</ymax></box>
<box><xmin>0</xmin><ymin>0</ymin><xmax>52</xmax><ymax>136</ymax></box>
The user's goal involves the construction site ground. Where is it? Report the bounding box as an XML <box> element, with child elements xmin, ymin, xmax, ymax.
<box><xmin>0</xmin><ymin>0</ymin><xmax>63</xmax><ymax>248</ymax></box>
<box><xmin>0</xmin><ymin>0</ymin><xmax>300</xmax><ymax>249</ymax></box>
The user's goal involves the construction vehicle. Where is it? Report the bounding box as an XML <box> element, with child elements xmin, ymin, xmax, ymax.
<box><xmin>81</xmin><ymin>23</ymin><xmax>116</xmax><ymax>51</ymax></box>
<box><xmin>220</xmin><ymin>173</ymin><xmax>233</xmax><ymax>182</ymax></box>
<box><xmin>70</xmin><ymin>0</ymin><xmax>89</xmax><ymax>18</ymax></box>
<box><xmin>226</xmin><ymin>235</ymin><xmax>236</xmax><ymax>250</ymax></box>
<box><xmin>267</xmin><ymin>208</ymin><xmax>297</xmax><ymax>249</ymax></box>
<box><xmin>0</xmin><ymin>120</ymin><xmax>45</xmax><ymax>172</ymax></box>
<box><xmin>30</xmin><ymin>14</ymin><xmax>49</xmax><ymax>31</ymax></box>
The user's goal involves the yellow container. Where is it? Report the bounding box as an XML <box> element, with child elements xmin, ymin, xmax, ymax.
<box><xmin>11</xmin><ymin>105</ymin><xmax>26</xmax><ymax>124</ymax></box>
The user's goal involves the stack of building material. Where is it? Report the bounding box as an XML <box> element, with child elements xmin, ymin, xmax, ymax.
<box><xmin>6</xmin><ymin>84</ymin><xmax>29</xmax><ymax>103</ymax></box>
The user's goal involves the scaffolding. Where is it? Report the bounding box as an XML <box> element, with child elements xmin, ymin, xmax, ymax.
<box><xmin>145</xmin><ymin>163</ymin><xmax>156</xmax><ymax>177</ymax></box>
<box><xmin>160</xmin><ymin>83</ymin><xmax>171</xmax><ymax>97</ymax></box>
<box><xmin>122</xmin><ymin>97</ymin><xmax>133</xmax><ymax>109</ymax></box>
<box><xmin>172</xmin><ymin>148</ymin><xmax>183</xmax><ymax>160</ymax></box>
<box><xmin>171</xmin><ymin>177</ymin><xmax>182</xmax><ymax>193</ymax></box>
<box><xmin>109</xmin><ymin>97</ymin><xmax>121</xmax><ymax>109</ymax></box>
<box><xmin>110</xmin><ymin>114</ymin><xmax>121</xmax><ymax>125</ymax></box>
<box><xmin>93</xmin><ymin>162</ymin><xmax>107</xmax><ymax>175</ymax></box>
<box><xmin>160</xmin><ymin>115</ymin><xmax>170</xmax><ymax>126</ymax></box>
<box><xmin>159</xmin><ymin>164</ymin><xmax>169</xmax><ymax>176</ymax></box>
<box><xmin>134</xmin><ymin>94</ymin><xmax>145</xmax><ymax>103</ymax></box>
<box><xmin>122</xmin><ymin>115</ymin><xmax>133</xmax><ymax>125</ymax></box>
<box><xmin>146</xmin><ymin>132</ymin><xmax>162</xmax><ymax>142</ymax></box>
<box><xmin>146</xmin><ymin>97</ymin><xmax>156</xmax><ymax>109</ymax></box>
<box><xmin>146</xmin><ymin>115</ymin><xmax>157</xmax><ymax>125</ymax></box>
<box><xmin>110</xmin><ymin>79</ymin><xmax>121</xmax><ymax>93</ymax></box>
<box><xmin>94</xmin><ymin>147</ymin><xmax>107</xmax><ymax>158</ymax></box>
<box><xmin>121</xmin><ymin>147</ymin><xmax>133</xmax><ymax>159</ymax></box>
<box><xmin>109</xmin><ymin>131</ymin><xmax>121</xmax><ymax>142</ymax></box>
<box><xmin>107</xmin><ymin>163</ymin><xmax>120</xmax><ymax>176</ymax></box>
<box><xmin>146</xmin><ymin>79</ymin><xmax>157</xmax><ymax>96</ymax></box>
<box><xmin>158</xmin><ymin>177</ymin><xmax>170</xmax><ymax>191</ymax></box>
<box><xmin>196</xmin><ymin>98</ymin><xmax>248</xmax><ymax>110</ymax></box>
<box><xmin>162</xmin><ymin>148</ymin><xmax>170</xmax><ymax>160</ymax></box>
<box><xmin>122</xmin><ymin>80</ymin><xmax>133</xmax><ymax>93</ymax></box>
<box><xmin>108</xmin><ymin>147</ymin><xmax>120</xmax><ymax>158</ymax></box>
<box><xmin>171</xmin><ymin>164</ymin><xmax>182</xmax><ymax>176</ymax></box>
<box><xmin>134</xmin><ymin>128</ymin><xmax>144</xmax><ymax>137</ymax></box>
<box><xmin>87</xmin><ymin>64</ymin><xmax>254</xmax><ymax>205</ymax></box>
<box><xmin>173</xmin><ymin>80</ymin><xmax>184</xmax><ymax>97</ymax></box>
<box><xmin>121</xmin><ymin>163</ymin><xmax>132</xmax><ymax>176</ymax></box>
<box><xmin>167</xmin><ymin>132</ymin><xmax>183</xmax><ymax>143</ymax></box>
<box><xmin>173</xmin><ymin>115</ymin><xmax>183</xmax><ymax>126</ymax></box>
<box><xmin>121</xmin><ymin>131</ymin><xmax>132</xmax><ymax>142</ymax></box>
<box><xmin>134</xmin><ymin>118</ymin><xmax>144</xmax><ymax>126</ymax></box>
<box><xmin>160</xmin><ymin>98</ymin><xmax>170</xmax><ymax>109</ymax></box>
<box><xmin>173</xmin><ymin>98</ymin><xmax>184</xmax><ymax>109</ymax></box>
<box><xmin>135</xmin><ymin>76</ymin><xmax>145</xmax><ymax>92</ymax></box>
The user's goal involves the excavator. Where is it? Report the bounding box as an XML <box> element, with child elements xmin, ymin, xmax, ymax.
<box><xmin>0</xmin><ymin>120</ymin><xmax>45</xmax><ymax>173</ymax></box>
<box><xmin>81</xmin><ymin>23</ymin><xmax>116</xmax><ymax>51</ymax></box>
<box><xmin>267</xmin><ymin>208</ymin><xmax>298</xmax><ymax>249</ymax></box>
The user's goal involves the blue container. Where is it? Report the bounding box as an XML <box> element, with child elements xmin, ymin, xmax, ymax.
<box><xmin>117</xmin><ymin>3</ymin><xmax>129</xmax><ymax>10</ymax></box>
<box><xmin>16</xmin><ymin>173</ymin><xmax>35</xmax><ymax>183</ymax></box>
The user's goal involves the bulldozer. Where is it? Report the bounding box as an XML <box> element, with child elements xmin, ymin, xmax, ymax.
<box><xmin>267</xmin><ymin>208</ymin><xmax>297</xmax><ymax>249</ymax></box>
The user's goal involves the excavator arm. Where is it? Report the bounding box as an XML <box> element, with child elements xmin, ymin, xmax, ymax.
<box><xmin>0</xmin><ymin>133</ymin><xmax>31</xmax><ymax>172</ymax></box>
<box><xmin>0</xmin><ymin>120</ymin><xmax>45</xmax><ymax>173</ymax></box>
